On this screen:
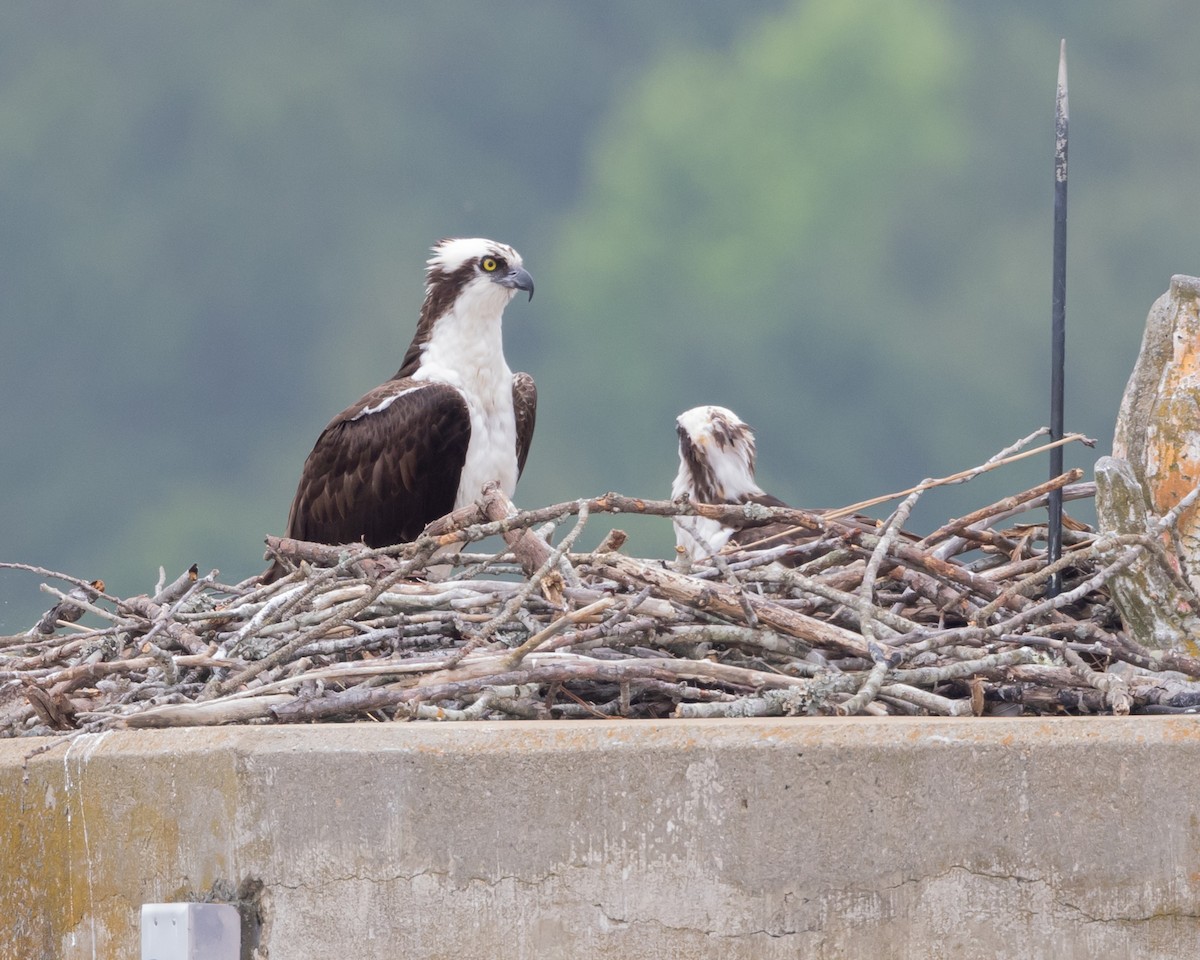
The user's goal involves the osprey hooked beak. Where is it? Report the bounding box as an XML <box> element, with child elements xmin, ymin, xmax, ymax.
<box><xmin>496</xmin><ymin>264</ymin><xmax>535</xmax><ymax>301</ymax></box>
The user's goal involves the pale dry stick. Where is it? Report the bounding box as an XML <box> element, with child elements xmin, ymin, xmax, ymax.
<box><xmin>981</xmin><ymin>541</ymin><xmax>1146</xmax><ymax>637</ymax></box>
<box><xmin>443</xmin><ymin>650</ymin><xmax>788</xmax><ymax>717</ymax></box>
<box><xmin>255</xmin><ymin>535</ymin><xmax>437</xmax><ymax>633</ymax></box>
<box><xmin>264</xmin><ymin>560</ymin><xmax>397</xmax><ymax>633</ymax></box>
<box><xmin>184</xmin><ymin>654</ymin><xmax>465</xmax><ymax>708</ymax></box>
<box><xmin>875</xmin><ymin>563</ymin><xmax>979</xmax><ymax>625</ymax></box>
<box><xmin>36</xmin><ymin>650</ymin><xmax>225</xmax><ymax>692</ymax></box>
<box><xmin>890</xmin><ymin>647</ymin><xmax>1036</xmax><ymax>686</ymax></box>
<box><xmin>826</xmin><ymin>431</ymin><xmax>1088</xmax><ymax>521</ymax></box>
<box><xmin>1060</xmin><ymin>645</ymin><xmax>1131</xmax><ymax>715</ymax></box>
<box><xmin>836</xmin><ymin>659</ymin><xmax>891</xmax><ymax>716</ymax></box>
<box><xmin>131</xmin><ymin>571</ymin><xmax>219</xmax><ymax>651</ymax></box>
<box><xmin>983</xmin><ymin>527</ymin><xmax>1190</xmax><ymax>621</ymax></box>
<box><xmin>735</xmin><ymin>433</ymin><xmax>1079</xmax><ymax>559</ymax></box>
<box><xmin>920</xmin><ymin>469</ymin><xmax>1084</xmax><ymax>550</ymax></box>
<box><xmin>926</xmin><ymin>476</ymin><xmax>1090</xmax><ymax>562</ymax></box>
<box><xmin>173</xmin><ymin>600</ymin><xmax>272</xmax><ymax>623</ymax></box>
<box><xmin>562</xmin><ymin>585</ymin><xmax>675</xmax><ymax>619</ymax></box>
<box><xmin>540</xmin><ymin>586</ymin><xmax>658</xmax><ymax>653</ymax></box>
<box><xmin>877</xmin><ymin>682</ymin><xmax>975</xmax><ymax>716</ymax></box>
<box><xmin>926</xmin><ymin>492</ymin><xmax>1099</xmax><ymax>566</ymax></box>
<box><xmin>444</xmin><ymin>501</ymin><xmax>591</xmax><ymax>668</ymax></box>
<box><xmin>983</xmin><ymin>505</ymin><xmax>1200</xmax><ymax>651</ymax></box>
<box><xmin>36</xmin><ymin>584</ymin><xmax>123</xmax><ymax>627</ymax></box>
<box><xmin>590</xmin><ymin>553</ymin><xmax>871</xmax><ymax>658</ymax></box>
<box><xmin>251</xmin><ymin>567</ymin><xmax>493</xmax><ymax>636</ymax></box>
<box><xmin>308</xmin><ymin>582</ymin><xmax>508</xmax><ymax>613</ymax></box>
<box><xmin>676</xmin><ymin>672</ymin><xmax>866</xmax><ymax>719</ymax></box>
<box><xmin>415</xmin><ymin>682</ymin><xmax>546</xmax><ymax>719</ymax></box>
<box><xmin>446</xmin><ymin>543</ymin><xmax>519</xmax><ymax>584</ymax></box>
<box><xmin>702</xmin><ymin>550</ymin><xmax>760</xmax><ymax>628</ymax></box>
<box><xmin>152</xmin><ymin>564</ymin><xmax>200</xmax><ymax>605</ymax></box>
<box><xmin>540</xmin><ymin>614</ymin><xmax>661</xmax><ymax>654</ymax></box>
<box><xmin>113</xmin><ymin>595</ymin><xmax>210</xmax><ymax>655</ymax></box>
<box><xmin>972</xmin><ymin>547</ymin><xmax>1092</xmax><ymax>623</ymax></box>
<box><xmin>857</xmin><ymin>486</ymin><xmax>926</xmax><ymax>644</ymax></box>
<box><xmin>0</xmin><ymin>562</ymin><xmax>118</xmax><ymax>600</ymax></box>
<box><xmin>403</xmin><ymin>690</ymin><xmax>501</xmax><ymax>722</ymax></box>
<box><xmin>236</xmin><ymin>603</ymin><xmax>363</xmax><ymax>645</ymax></box>
<box><xmin>658</xmin><ymin>624</ymin><xmax>817</xmax><ymax>663</ymax></box>
<box><xmin>117</xmin><ymin>694</ymin><xmax>295</xmax><ymax>728</ymax></box>
<box><xmin>2</xmin><ymin>625</ymin><xmax>115</xmax><ymax>661</ymax></box>
<box><xmin>233</xmin><ymin>566</ymin><xmax>311</xmax><ymax>609</ymax></box>
<box><xmin>270</xmin><ymin>579</ymin><xmax>501</xmax><ymax>645</ymax></box>
<box><xmin>262</xmin><ymin>564</ymin><xmax>371</xmax><ymax>623</ymax></box>
<box><xmin>743</xmin><ymin>567</ymin><xmax>920</xmax><ymax>637</ymax></box>
<box><xmin>135</xmin><ymin>641</ymin><xmax>179</xmax><ymax>685</ymax></box>
<box><xmin>0</xmin><ymin>666</ymin><xmax>55</xmax><ymax>683</ymax></box>
<box><xmin>708</xmin><ymin>540</ymin><xmax>818</xmax><ymax>574</ymax></box>
<box><xmin>501</xmin><ymin>596</ymin><xmax>615</xmax><ymax>668</ymax></box>
<box><xmin>222</xmin><ymin>582</ymin><xmax>311</xmax><ymax>655</ymax></box>
<box><xmin>278</xmin><ymin>653</ymin><xmax>810</xmax><ymax>722</ymax></box>
<box><xmin>208</xmin><ymin>549</ymin><xmax>439</xmax><ymax>698</ymax></box>
<box><xmin>261</xmin><ymin>537</ymin><xmax>411</xmax><ymax>579</ymax></box>
<box><xmin>792</xmin><ymin>547</ymin><xmax>860</xmax><ymax>578</ymax></box>
<box><xmin>887</xmin><ymin>622</ymin><xmax>990</xmax><ymax>656</ymax></box>
<box><xmin>673</xmin><ymin>686</ymin><xmax>816</xmax><ymax>719</ymax></box>
<box><xmin>975</xmin><ymin>539</ymin><xmax>1088</xmax><ymax>582</ymax></box>
<box><xmin>446</xmin><ymin>490</ymin><xmax>830</xmax><ymax>546</ymax></box>
<box><xmin>451</xmin><ymin>552</ymin><xmax>525</xmax><ymax>569</ymax></box>
<box><xmin>267</xmin><ymin>495</ymin><xmax>830</xmax><ymax>575</ymax></box>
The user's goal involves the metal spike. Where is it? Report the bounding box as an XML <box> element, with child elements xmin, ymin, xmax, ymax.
<box><xmin>1048</xmin><ymin>40</ymin><xmax>1068</xmax><ymax>596</ymax></box>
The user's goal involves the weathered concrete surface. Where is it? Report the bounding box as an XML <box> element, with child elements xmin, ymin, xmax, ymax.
<box><xmin>4</xmin><ymin>718</ymin><xmax>1200</xmax><ymax>959</ymax></box>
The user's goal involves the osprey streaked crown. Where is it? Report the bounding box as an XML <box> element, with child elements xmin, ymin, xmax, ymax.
<box><xmin>265</xmin><ymin>238</ymin><xmax>536</xmax><ymax>581</ymax></box>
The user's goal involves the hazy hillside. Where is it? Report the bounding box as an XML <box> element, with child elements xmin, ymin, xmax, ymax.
<box><xmin>2</xmin><ymin>0</ymin><xmax>1198</xmax><ymax>631</ymax></box>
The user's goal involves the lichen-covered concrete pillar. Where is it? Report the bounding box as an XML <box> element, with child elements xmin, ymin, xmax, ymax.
<box><xmin>1110</xmin><ymin>275</ymin><xmax>1200</xmax><ymax>599</ymax></box>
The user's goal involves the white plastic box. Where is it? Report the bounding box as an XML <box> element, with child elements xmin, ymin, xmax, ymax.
<box><xmin>140</xmin><ymin>903</ymin><xmax>240</xmax><ymax>960</ymax></box>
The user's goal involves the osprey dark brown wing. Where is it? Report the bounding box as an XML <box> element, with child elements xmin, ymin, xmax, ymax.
<box><xmin>283</xmin><ymin>379</ymin><xmax>471</xmax><ymax>549</ymax></box>
<box><xmin>513</xmin><ymin>372</ymin><xmax>537</xmax><ymax>477</ymax></box>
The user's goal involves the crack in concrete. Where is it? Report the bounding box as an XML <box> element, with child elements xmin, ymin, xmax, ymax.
<box><xmin>1054</xmin><ymin>897</ymin><xmax>1200</xmax><ymax>926</ymax></box>
<box><xmin>869</xmin><ymin>865</ymin><xmax>1200</xmax><ymax>929</ymax></box>
<box><xmin>271</xmin><ymin>867</ymin><xmax>559</xmax><ymax>893</ymax></box>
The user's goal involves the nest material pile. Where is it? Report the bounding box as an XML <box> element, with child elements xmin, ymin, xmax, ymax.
<box><xmin>5</xmin><ymin>433</ymin><xmax>1200</xmax><ymax>740</ymax></box>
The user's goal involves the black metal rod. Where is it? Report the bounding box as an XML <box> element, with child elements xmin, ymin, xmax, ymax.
<box><xmin>1048</xmin><ymin>40</ymin><xmax>1068</xmax><ymax>596</ymax></box>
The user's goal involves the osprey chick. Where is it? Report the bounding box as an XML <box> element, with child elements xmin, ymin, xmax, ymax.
<box><xmin>672</xmin><ymin>405</ymin><xmax>787</xmax><ymax>562</ymax></box>
<box><xmin>671</xmin><ymin>405</ymin><xmax>893</xmax><ymax>564</ymax></box>
<box><xmin>265</xmin><ymin>238</ymin><xmax>536</xmax><ymax>581</ymax></box>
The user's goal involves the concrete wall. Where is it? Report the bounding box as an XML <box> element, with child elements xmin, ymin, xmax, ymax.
<box><xmin>3</xmin><ymin>717</ymin><xmax>1200</xmax><ymax>959</ymax></box>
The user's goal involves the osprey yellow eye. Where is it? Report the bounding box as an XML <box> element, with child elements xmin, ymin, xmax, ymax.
<box><xmin>481</xmin><ymin>257</ymin><xmax>499</xmax><ymax>272</ymax></box>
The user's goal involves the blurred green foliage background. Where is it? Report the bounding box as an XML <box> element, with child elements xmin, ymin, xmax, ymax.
<box><xmin>2</xmin><ymin>1</ymin><xmax>1199</xmax><ymax>630</ymax></box>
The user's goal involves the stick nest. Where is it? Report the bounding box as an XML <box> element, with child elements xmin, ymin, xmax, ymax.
<box><xmin>6</xmin><ymin>434</ymin><xmax>1200</xmax><ymax>739</ymax></box>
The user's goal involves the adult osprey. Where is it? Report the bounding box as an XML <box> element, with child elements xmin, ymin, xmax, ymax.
<box><xmin>671</xmin><ymin>405</ymin><xmax>794</xmax><ymax>562</ymax></box>
<box><xmin>265</xmin><ymin>238</ymin><xmax>536</xmax><ymax>581</ymax></box>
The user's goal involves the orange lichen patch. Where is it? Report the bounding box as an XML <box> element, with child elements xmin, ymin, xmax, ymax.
<box><xmin>1159</xmin><ymin>720</ymin><xmax>1200</xmax><ymax>744</ymax></box>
